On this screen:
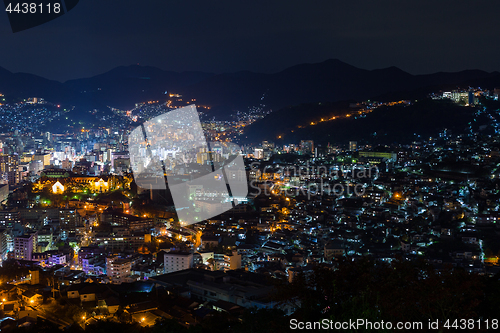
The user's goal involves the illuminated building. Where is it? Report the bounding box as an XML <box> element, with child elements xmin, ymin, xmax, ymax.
<box><xmin>52</xmin><ymin>181</ymin><xmax>64</xmax><ymax>194</ymax></box>
<box><xmin>93</xmin><ymin>178</ymin><xmax>109</xmax><ymax>193</ymax></box>
<box><xmin>14</xmin><ymin>234</ymin><xmax>35</xmax><ymax>260</ymax></box>
<box><xmin>197</xmin><ymin>148</ymin><xmax>209</xmax><ymax>164</ymax></box>
<box><xmin>35</xmin><ymin>171</ymin><xmax>116</xmax><ymax>194</ymax></box>
<box><xmin>223</xmin><ymin>251</ymin><xmax>241</xmax><ymax>271</ymax></box>
<box><xmin>0</xmin><ymin>154</ymin><xmax>19</xmax><ymax>184</ymax></box>
<box><xmin>94</xmin><ymin>233</ymin><xmax>145</xmax><ymax>250</ymax></box>
<box><xmin>451</xmin><ymin>90</ymin><xmax>475</xmax><ymax>106</ymax></box>
<box><xmin>28</xmin><ymin>160</ymin><xmax>43</xmax><ymax>175</ymax></box>
<box><xmin>106</xmin><ymin>256</ymin><xmax>132</xmax><ymax>284</ymax></box>
<box><xmin>0</xmin><ymin>184</ymin><xmax>8</xmax><ymax>204</ymax></box>
<box><xmin>0</xmin><ymin>228</ymin><xmax>8</xmax><ymax>262</ymax></box>
<box><xmin>33</xmin><ymin>153</ymin><xmax>51</xmax><ymax>166</ymax></box>
<box><xmin>358</xmin><ymin>151</ymin><xmax>397</xmax><ymax>162</ymax></box>
<box><xmin>164</xmin><ymin>251</ymin><xmax>193</xmax><ymax>274</ymax></box>
<box><xmin>262</xmin><ymin>141</ymin><xmax>274</xmax><ymax>150</ymax></box>
<box><xmin>300</xmin><ymin>140</ymin><xmax>314</xmax><ymax>155</ymax></box>
<box><xmin>254</xmin><ymin>148</ymin><xmax>264</xmax><ymax>159</ymax></box>
<box><xmin>48</xmin><ymin>253</ymin><xmax>66</xmax><ymax>266</ymax></box>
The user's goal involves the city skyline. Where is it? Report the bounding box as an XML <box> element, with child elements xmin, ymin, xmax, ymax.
<box><xmin>1</xmin><ymin>1</ymin><xmax>500</xmax><ymax>331</ymax></box>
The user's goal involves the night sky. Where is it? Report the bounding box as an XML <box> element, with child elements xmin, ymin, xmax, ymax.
<box><xmin>1</xmin><ymin>0</ymin><xmax>500</xmax><ymax>82</ymax></box>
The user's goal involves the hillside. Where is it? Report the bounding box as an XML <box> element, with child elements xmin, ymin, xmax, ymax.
<box><xmin>2</xmin><ymin>59</ymin><xmax>500</xmax><ymax>126</ymax></box>
<box><xmin>242</xmin><ymin>99</ymin><xmax>491</xmax><ymax>145</ymax></box>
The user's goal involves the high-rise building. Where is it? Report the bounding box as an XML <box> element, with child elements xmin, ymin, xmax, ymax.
<box><xmin>28</xmin><ymin>160</ymin><xmax>43</xmax><ymax>175</ymax></box>
<box><xmin>197</xmin><ymin>150</ymin><xmax>210</xmax><ymax>165</ymax></box>
<box><xmin>262</xmin><ymin>141</ymin><xmax>275</xmax><ymax>150</ymax></box>
<box><xmin>33</xmin><ymin>153</ymin><xmax>51</xmax><ymax>167</ymax></box>
<box><xmin>223</xmin><ymin>250</ymin><xmax>241</xmax><ymax>271</ymax></box>
<box><xmin>14</xmin><ymin>234</ymin><xmax>34</xmax><ymax>260</ymax></box>
<box><xmin>164</xmin><ymin>251</ymin><xmax>193</xmax><ymax>274</ymax></box>
<box><xmin>0</xmin><ymin>184</ymin><xmax>8</xmax><ymax>204</ymax></box>
<box><xmin>0</xmin><ymin>154</ymin><xmax>17</xmax><ymax>173</ymax></box>
<box><xmin>254</xmin><ymin>148</ymin><xmax>264</xmax><ymax>159</ymax></box>
<box><xmin>349</xmin><ymin>141</ymin><xmax>357</xmax><ymax>151</ymax></box>
<box><xmin>0</xmin><ymin>154</ymin><xmax>18</xmax><ymax>183</ymax></box>
<box><xmin>300</xmin><ymin>140</ymin><xmax>314</xmax><ymax>155</ymax></box>
<box><xmin>106</xmin><ymin>256</ymin><xmax>132</xmax><ymax>284</ymax></box>
<box><xmin>451</xmin><ymin>91</ymin><xmax>475</xmax><ymax>106</ymax></box>
<box><xmin>7</xmin><ymin>171</ymin><xmax>19</xmax><ymax>185</ymax></box>
<box><xmin>0</xmin><ymin>209</ymin><xmax>20</xmax><ymax>228</ymax></box>
<box><xmin>37</xmin><ymin>230</ymin><xmax>53</xmax><ymax>248</ymax></box>
<box><xmin>0</xmin><ymin>228</ymin><xmax>9</xmax><ymax>262</ymax></box>
<box><xmin>61</xmin><ymin>158</ymin><xmax>72</xmax><ymax>170</ymax></box>
<box><xmin>59</xmin><ymin>209</ymin><xmax>82</xmax><ymax>230</ymax></box>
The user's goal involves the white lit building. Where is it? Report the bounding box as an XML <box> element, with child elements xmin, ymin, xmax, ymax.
<box><xmin>164</xmin><ymin>252</ymin><xmax>193</xmax><ymax>274</ymax></box>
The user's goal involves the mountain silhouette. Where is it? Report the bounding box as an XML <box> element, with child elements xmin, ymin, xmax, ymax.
<box><xmin>1</xmin><ymin>59</ymin><xmax>500</xmax><ymax>119</ymax></box>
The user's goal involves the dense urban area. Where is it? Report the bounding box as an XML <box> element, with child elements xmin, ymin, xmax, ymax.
<box><xmin>0</xmin><ymin>87</ymin><xmax>500</xmax><ymax>332</ymax></box>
